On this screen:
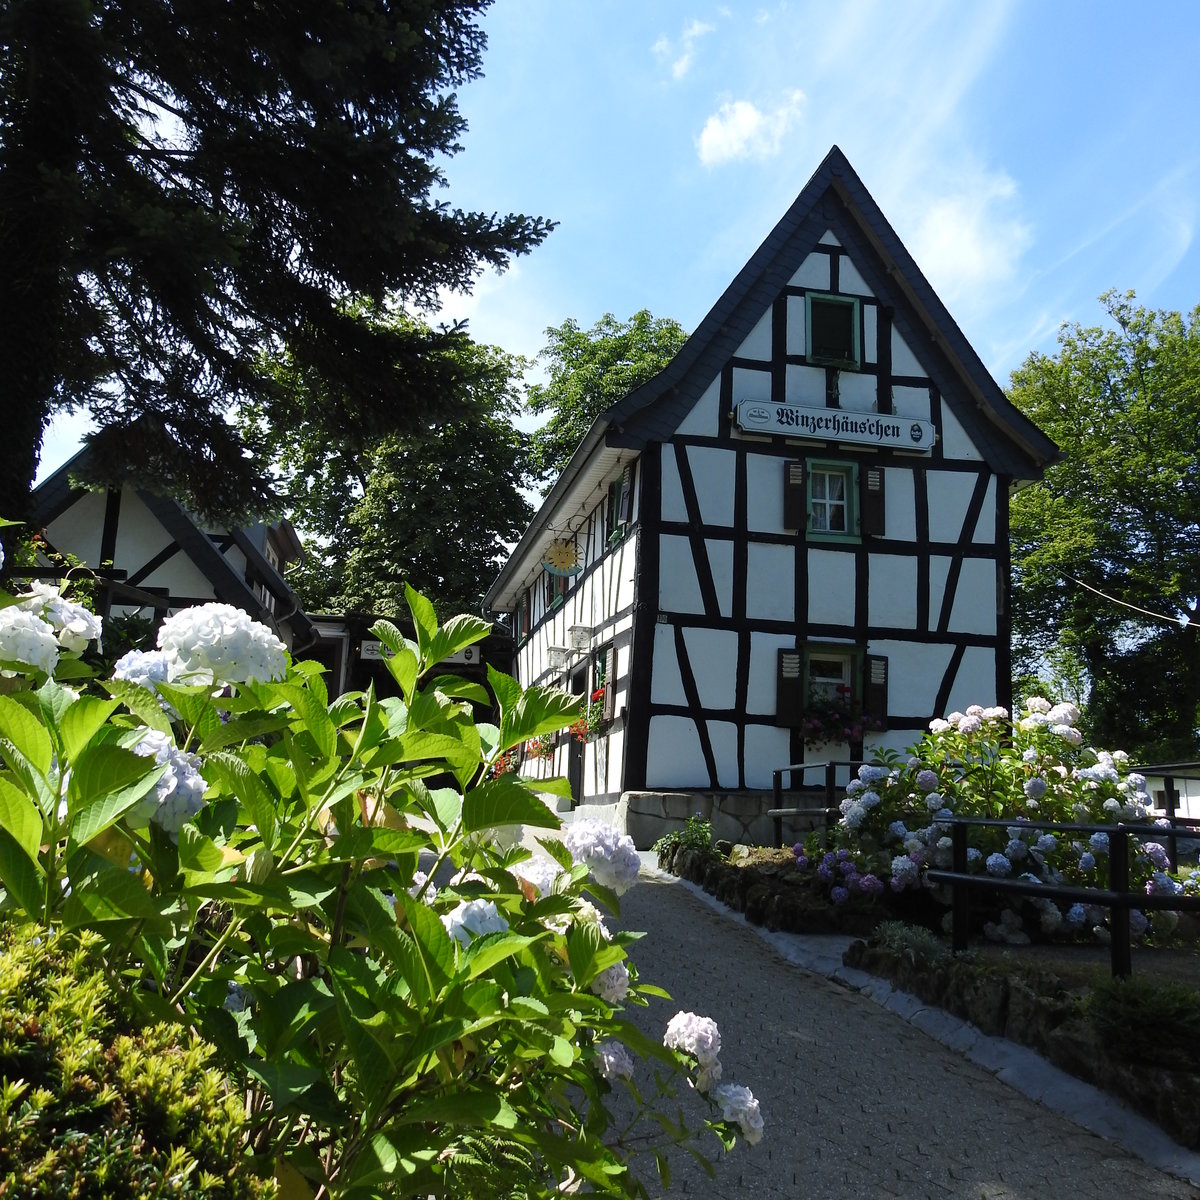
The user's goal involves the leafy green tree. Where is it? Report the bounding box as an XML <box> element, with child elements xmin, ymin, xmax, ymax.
<box><xmin>0</xmin><ymin>0</ymin><xmax>552</xmax><ymax>527</ymax></box>
<box><xmin>250</xmin><ymin>318</ymin><xmax>533</xmax><ymax>619</ymax></box>
<box><xmin>528</xmin><ymin>310</ymin><xmax>688</xmax><ymax>485</ymax></box>
<box><xmin>1008</xmin><ymin>291</ymin><xmax>1200</xmax><ymax>761</ymax></box>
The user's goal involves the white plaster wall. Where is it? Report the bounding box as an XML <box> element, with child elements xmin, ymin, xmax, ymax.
<box><xmin>675</xmin><ymin>377</ymin><xmax>722</xmax><ymax>438</ymax></box>
<box><xmin>839</xmin><ymin>258</ymin><xmax>873</xmax><ymax>297</ymax></box>
<box><xmin>819</xmin><ymin>230</ymin><xmax>841</xmax><ymax>246</ymax></box>
<box><xmin>47</xmin><ymin>492</ymin><xmax>106</xmax><ymax>564</ymax></box>
<box><xmin>745</xmin><ymin>544</ymin><xmax>795</xmax><ymax>621</ymax></box>
<box><xmin>942</xmin><ymin>644</ymin><xmax>999</xmax><ymax>713</ymax></box>
<box><xmin>927</xmin><ymin>472</ymin><xmax>981</xmax><ymax>542</ymax></box>
<box><xmin>616</xmin><ymin>533</ymin><xmax>638</xmax><ymax>611</ymax></box>
<box><xmin>785</xmin><ymin>363</ymin><xmax>826</xmax><ymax>405</ymax></box>
<box><xmin>744</xmin><ymin>723</ymin><xmax>793</xmax><ymax>788</ymax></box>
<box><xmin>838</xmin><ymin>372</ymin><xmax>876</xmax><ymax>411</ymax></box>
<box><xmin>709</xmin><ymin>721</ymin><xmax>741</xmax><ymax>788</ymax></box>
<box><xmin>707</xmin><ymin>539</ymin><xmax>735</xmax><ymax>618</ymax></box>
<box><xmin>646</xmin><ymin>716</ymin><xmax>710</xmax><ymax>787</ymax></box>
<box><xmin>947</xmin><ymin>559</ymin><xmax>997</xmax><ymax>636</ymax></box>
<box><xmin>885</xmin><ymin>467</ymin><xmax>917</xmax><ymax>542</ymax></box>
<box><xmin>786</xmin><ymin>295</ymin><xmax>807</xmax><ymax>355</ymax></box>
<box><xmin>789</xmin><ymin>251</ymin><xmax>830</xmax><ymax>290</ymax></box>
<box><xmin>863</xmin><ymin>304</ymin><xmax>878</xmax><ymax>365</ymax></box>
<box><xmin>746</xmin><ymin>456</ymin><xmax>785</xmax><ymax>534</ymax></box>
<box><xmin>746</xmin><ymin>632</ymin><xmax>797</xmax><ymax>714</ymax></box>
<box><xmin>736</xmin><ymin>309</ymin><xmax>773</xmax><ymax>361</ymax></box>
<box><xmin>683</xmin><ymin>627</ymin><xmax>739</xmax><ymax>709</ymax></box>
<box><xmin>892</xmin><ymin>386</ymin><xmax>932</xmax><ymax>421</ymax></box>
<box><xmin>733</xmin><ymin>366</ymin><xmax>771</xmax><ymax>404</ymax></box>
<box><xmin>807</xmin><ymin>549</ymin><xmax>857</xmax><ymax>626</ymax></box>
<box><xmin>690</xmin><ymin>447</ymin><xmax>736</xmax><ymax>527</ymax></box>
<box><xmin>650</xmin><ymin>623</ymin><xmax>687</xmax><ymax>706</ymax></box>
<box><xmin>869</xmin><ymin>639</ymin><xmax>955</xmax><ymax>719</ymax></box>
<box><xmin>868</xmin><ymin>556</ymin><xmax>918</xmax><ymax>629</ymax></box>
<box><xmin>659</xmin><ymin>535</ymin><xmax>706</xmax><ymax>613</ymax></box>
<box><xmin>661</xmin><ymin>447</ymin><xmax>688</xmax><ymax>524</ymax></box>
<box><xmin>940</xmin><ymin>403</ymin><xmax>984</xmax><ymax>462</ymax></box>
<box><xmin>973</xmin><ymin>478</ymin><xmax>997</xmax><ymax>544</ymax></box>
<box><xmin>892</xmin><ymin>328</ymin><xmax>924</xmax><ymax>377</ymax></box>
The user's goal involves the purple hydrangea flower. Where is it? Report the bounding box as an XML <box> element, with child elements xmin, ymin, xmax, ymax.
<box><xmin>830</xmin><ymin>886</ymin><xmax>849</xmax><ymax>905</ymax></box>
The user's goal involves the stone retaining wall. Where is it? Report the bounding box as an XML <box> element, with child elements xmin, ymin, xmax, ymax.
<box><xmin>577</xmin><ymin>789</ymin><xmax>829</xmax><ymax>849</ymax></box>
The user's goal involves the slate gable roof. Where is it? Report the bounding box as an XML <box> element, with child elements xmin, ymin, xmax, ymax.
<box><xmin>607</xmin><ymin>145</ymin><xmax>1058</xmax><ymax>477</ymax></box>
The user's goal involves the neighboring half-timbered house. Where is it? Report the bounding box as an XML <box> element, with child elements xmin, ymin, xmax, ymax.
<box><xmin>486</xmin><ymin>147</ymin><xmax>1057</xmax><ymax>812</ymax></box>
<box><xmin>30</xmin><ymin>446</ymin><xmax>317</xmax><ymax>653</ymax></box>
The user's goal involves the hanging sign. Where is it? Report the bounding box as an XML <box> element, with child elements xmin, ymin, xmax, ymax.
<box><xmin>735</xmin><ymin>400</ymin><xmax>935</xmax><ymax>451</ymax></box>
<box><xmin>541</xmin><ymin>538</ymin><xmax>582</xmax><ymax>577</ymax></box>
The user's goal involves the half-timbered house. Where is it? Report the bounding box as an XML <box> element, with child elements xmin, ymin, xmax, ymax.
<box><xmin>485</xmin><ymin>147</ymin><xmax>1057</xmax><ymax>835</ymax></box>
<box><xmin>30</xmin><ymin>446</ymin><xmax>317</xmax><ymax>653</ymax></box>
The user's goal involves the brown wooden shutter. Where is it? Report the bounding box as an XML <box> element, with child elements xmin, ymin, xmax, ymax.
<box><xmin>602</xmin><ymin>645</ymin><xmax>617</xmax><ymax>721</ymax></box>
<box><xmin>783</xmin><ymin>461</ymin><xmax>807</xmax><ymax>530</ymax></box>
<box><xmin>776</xmin><ymin>649</ymin><xmax>805</xmax><ymax>727</ymax></box>
<box><xmin>618</xmin><ymin>464</ymin><xmax>635</xmax><ymax>525</ymax></box>
<box><xmin>861</xmin><ymin>465</ymin><xmax>885</xmax><ymax>536</ymax></box>
<box><xmin>863</xmin><ymin>654</ymin><xmax>888</xmax><ymax>729</ymax></box>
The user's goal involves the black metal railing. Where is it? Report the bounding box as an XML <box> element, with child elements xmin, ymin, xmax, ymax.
<box><xmin>926</xmin><ymin>815</ymin><xmax>1200</xmax><ymax>977</ymax></box>
<box><xmin>768</xmin><ymin>759</ymin><xmax>867</xmax><ymax>845</ymax></box>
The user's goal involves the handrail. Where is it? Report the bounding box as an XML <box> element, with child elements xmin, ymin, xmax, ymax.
<box><xmin>927</xmin><ymin>816</ymin><xmax>1200</xmax><ymax>978</ymax></box>
<box><xmin>770</xmin><ymin>759</ymin><xmax>866</xmax><ymax>845</ymax></box>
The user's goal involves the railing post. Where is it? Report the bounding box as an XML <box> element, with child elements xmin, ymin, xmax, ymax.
<box><xmin>1164</xmin><ymin>775</ymin><xmax>1178</xmax><ymax>870</ymax></box>
<box><xmin>825</xmin><ymin>760</ymin><xmax>837</xmax><ymax>810</ymax></box>
<box><xmin>951</xmin><ymin>821</ymin><xmax>969</xmax><ymax>954</ymax></box>
<box><xmin>773</xmin><ymin>768</ymin><xmax>784</xmax><ymax>846</ymax></box>
<box><xmin>1108</xmin><ymin>826</ymin><xmax>1132</xmax><ymax>978</ymax></box>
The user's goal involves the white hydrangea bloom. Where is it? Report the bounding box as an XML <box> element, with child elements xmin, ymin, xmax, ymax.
<box><xmin>928</xmin><ymin>718</ymin><xmax>952</xmax><ymax>734</ymax></box>
<box><xmin>18</xmin><ymin>582</ymin><xmax>102</xmax><ymax>652</ymax></box>
<box><xmin>564</xmin><ymin>819</ymin><xmax>641</xmax><ymax>895</ymax></box>
<box><xmin>0</xmin><ymin>606</ymin><xmax>60</xmax><ymax>675</ymax></box>
<box><xmin>130</xmin><ymin>729</ymin><xmax>207</xmax><ymax>836</ymax></box>
<box><xmin>712</xmin><ymin>1082</ymin><xmax>765</xmax><ymax>1145</ymax></box>
<box><xmin>407</xmin><ymin>870</ymin><xmax>438</xmax><ymax>903</ymax></box>
<box><xmin>512</xmin><ymin>856</ymin><xmax>563</xmax><ymax>897</ymax></box>
<box><xmin>596</xmin><ymin>1040</ymin><xmax>635</xmax><ymax>1082</ymax></box>
<box><xmin>157</xmin><ymin>602</ymin><xmax>287</xmax><ymax>685</ymax></box>
<box><xmin>1047</xmin><ymin>701</ymin><xmax>1081</xmax><ymax>725</ymax></box>
<box><xmin>1025</xmin><ymin>696</ymin><xmax>1052</xmax><ymax>713</ymax></box>
<box><xmin>663</xmin><ymin>1011</ymin><xmax>721</xmax><ymax>1067</ymax></box>
<box><xmin>590</xmin><ymin>961</ymin><xmax>630</xmax><ymax>1003</ymax></box>
<box><xmin>441</xmin><ymin>898</ymin><xmax>508</xmax><ymax>946</ymax></box>
<box><xmin>113</xmin><ymin>648</ymin><xmax>171</xmax><ymax>690</ymax></box>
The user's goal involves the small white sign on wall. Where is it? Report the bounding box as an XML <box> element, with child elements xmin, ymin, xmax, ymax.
<box><xmin>360</xmin><ymin>640</ymin><xmax>483</xmax><ymax>666</ymax></box>
<box><xmin>736</xmin><ymin>400</ymin><xmax>935</xmax><ymax>451</ymax></box>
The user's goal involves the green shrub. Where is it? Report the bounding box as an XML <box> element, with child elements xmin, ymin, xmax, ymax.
<box><xmin>654</xmin><ymin>813</ymin><xmax>717</xmax><ymax>857</ymax></box>
<box><xmin>1085</xmin><ymin>975</ymin><xmax>1200</xmax><ymax>1070</ymax></box>
<box><xmin>0</xmin><ymin>923</ymin><xmax>275</xmax><ymax>1198</ymax></box>
<box><xmin>871</xmin><ymin>920</ymin><xmax>951</xmax><ymax>969</ymax></box>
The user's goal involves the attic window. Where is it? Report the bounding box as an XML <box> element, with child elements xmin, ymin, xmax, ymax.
<box><xmin>806</xmin><ymin>293</ymin><xmax>860</xmax><ymax>369</ymax></box>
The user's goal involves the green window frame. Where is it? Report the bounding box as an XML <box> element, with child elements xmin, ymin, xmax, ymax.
<box><xmin>807</xmin><ymin>459</ymin><xmax>860</xmax><ymax>543</ymax></box>
<box><xmin>805</xmin><ymin>292</ymin><xmax>861</xmax><ymax>369</ymax></box>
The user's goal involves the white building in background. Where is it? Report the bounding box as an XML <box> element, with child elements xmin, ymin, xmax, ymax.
<box><xmin>486</xmin><ymin>147</ymin><xmax>1057</xmax><ymax>821</ymax></box>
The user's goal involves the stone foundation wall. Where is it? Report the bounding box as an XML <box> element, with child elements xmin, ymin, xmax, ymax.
<box><xmin>598</xmin><ymin>789</ymin><xmax>829</xmax><ymax>849</ymax></box>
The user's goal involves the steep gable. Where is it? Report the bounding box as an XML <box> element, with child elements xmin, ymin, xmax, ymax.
<box><xmin>607</xmin><ymin>146</ymin><xmax>1056</xmax><ymax>479</ymax></box>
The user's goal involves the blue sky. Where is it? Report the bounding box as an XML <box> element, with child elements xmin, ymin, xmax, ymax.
<box><xmin>38</xmin><ymin>0</ymin><xmax>1200</xmax><ymax>477</ymax></box>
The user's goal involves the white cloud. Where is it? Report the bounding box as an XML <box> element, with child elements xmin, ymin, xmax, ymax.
<box><xmin>906</xmin><ymin>169</ymin><xmax>1032</xmax><ymax>307</ymax></box>
<box><xmin>696</xmin><ymin>90</ymin><xmax>804</xmax><ymax>167</ymax></box>
<box><xmin>653</xmin><ymin>18</ymin><xmax>716</xmax><ymax>81</ymax></box>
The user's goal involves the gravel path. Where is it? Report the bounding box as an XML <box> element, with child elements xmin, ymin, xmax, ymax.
<box><xmin>611</xmin><ymin>867</ymin><xmax>1200</xmax><ymax>1199</ymax></box>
